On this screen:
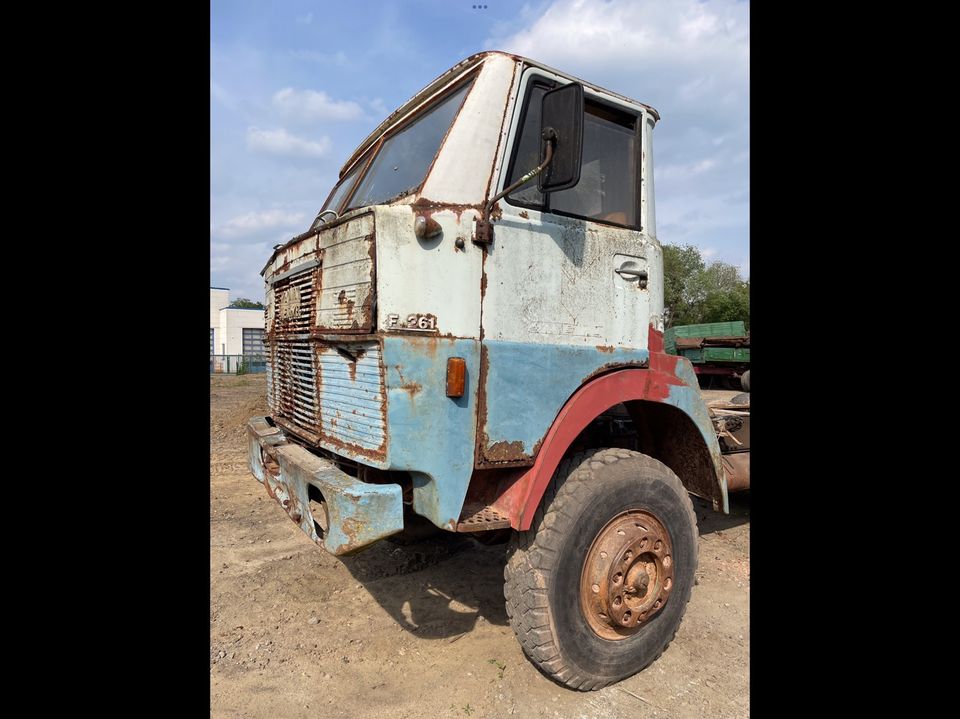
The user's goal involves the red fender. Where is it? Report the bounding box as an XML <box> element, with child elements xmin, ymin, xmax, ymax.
<box><xmin>493</xmin><ymin>328</ymin><xmax>699</xmax><ymax>531</ymax></box>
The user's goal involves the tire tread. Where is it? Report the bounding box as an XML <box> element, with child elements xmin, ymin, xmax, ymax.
<box><xmin>503</xmin><ymin>447</ymin><xmax>698</xmax><ymax>690</ymax></box>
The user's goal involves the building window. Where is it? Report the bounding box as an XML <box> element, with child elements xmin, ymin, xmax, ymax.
<box><xmin>210</xmin><ymin>328</ymin><xmax>215</xmax><ymax>355</ymax></box>
<box><xmin>243</xmin><ymin>328</ymin><xmax>265</xmax><ymax>356</ymax></box>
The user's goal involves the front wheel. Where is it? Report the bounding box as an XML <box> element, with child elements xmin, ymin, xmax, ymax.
<box><xmin>504</xmin><ymin>448</ymin><xmax>698</xmax><ymax>690</ymax></box>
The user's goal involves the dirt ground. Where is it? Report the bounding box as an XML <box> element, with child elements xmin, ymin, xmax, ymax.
<box><xmin>211</xmin><ymin>374</ymin><xmax>749</xmax><ymax>718</ymax></box>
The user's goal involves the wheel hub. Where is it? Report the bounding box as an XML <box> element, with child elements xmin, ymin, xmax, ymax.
<box><xmin>580</xmin><ymin>510</ymin><xmax>674</xmax><ymax>640</ymax></box>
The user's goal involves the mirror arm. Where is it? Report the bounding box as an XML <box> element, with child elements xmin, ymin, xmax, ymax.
<box><xmin>474</xmin><ymin>133</ymin><xmax>556</xmax><ymax>245</ymax></box>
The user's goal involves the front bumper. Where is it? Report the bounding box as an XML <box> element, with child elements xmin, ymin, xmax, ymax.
<box><xmin>246</xmin><ymin>416</ymin><xmax>404</xmax><ymax>555</ymax></box>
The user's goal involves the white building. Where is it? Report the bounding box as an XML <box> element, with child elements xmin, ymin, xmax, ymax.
<box><xmin>210</xmin><ymin>287</ymin><xmax>266</xmax><ymax>356</ymax></box>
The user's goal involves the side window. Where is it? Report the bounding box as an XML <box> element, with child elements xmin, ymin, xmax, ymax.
<box><xmin>551</xmin><ymin>107</ymin><xmax>638</xmax><ymax>227</ymax></box>
<box><xmin>505</xmin><ymin>80</ymin><xmax>639</xmax><ymax>227</ymax></box>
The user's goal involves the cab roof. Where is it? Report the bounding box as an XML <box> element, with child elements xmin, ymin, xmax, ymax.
<box><xmin>339</xmin><ymin>51</ymin><xmax>659</xmax><ymax>178</ymax></box>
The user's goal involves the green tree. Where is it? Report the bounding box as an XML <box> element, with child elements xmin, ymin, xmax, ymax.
<box><xmin>228</xmin><ymin>298</ymin><xmax>265</xmax><ymax>310</ymax></box>
<box><xmin>662</xmin><ymin>245</ymin><xmax>749</xmax><ymax>330</ymax></box>
<box><xmin>662</xmin><ymin>244</ymin><xmax>705</xmax><ymax>327</ymax></box>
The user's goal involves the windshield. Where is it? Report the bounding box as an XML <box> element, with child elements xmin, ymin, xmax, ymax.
<box><xmin>318</xmin><ymin>79</ymin><xmax>473</xmax><ymax>219</ymax></box>
<box><xmin>317</xmin><ymin>160</ymin><xmax>364</xmax><ymax>222</ymax></box>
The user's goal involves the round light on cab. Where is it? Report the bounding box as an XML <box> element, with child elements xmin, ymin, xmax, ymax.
<box><xmin>414</xmin><ymin>214</ymin><xmax>443</xmax><ymax>240</ymax></box>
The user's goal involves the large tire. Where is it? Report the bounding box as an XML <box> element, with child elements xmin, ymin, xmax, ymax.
<box><xmin>504</xmin><ymin>448</ymin><xmax>698</xmax><ymax>691</ymax></box>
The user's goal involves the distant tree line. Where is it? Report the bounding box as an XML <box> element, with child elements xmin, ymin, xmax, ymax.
<box><xmin>662</xmin><ymin>244</ymin><xmax>749</xmax><ymax>330</ymax></box>
<box><xmin>228</xmin><ymin>298</ymin><xmax>265</xmax><ymax>310</ymax></box>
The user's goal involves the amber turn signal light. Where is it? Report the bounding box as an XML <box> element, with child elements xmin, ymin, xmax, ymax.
<box><xmin>446</xmin><ymin>357</ymin><xmax>466</xmax><ymax>397</ymax></box>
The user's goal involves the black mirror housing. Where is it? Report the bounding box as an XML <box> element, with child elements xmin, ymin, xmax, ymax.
<box><xmin>538</xmin><ymin>83</ymin><xmax>584</xmax><ymax>193</ymax></box>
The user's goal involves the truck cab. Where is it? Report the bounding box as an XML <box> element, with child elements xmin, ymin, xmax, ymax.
<box><xmin>247</xmin><ymin>51</ymin><xmax>743</xmax><ymax>690</ymax></box>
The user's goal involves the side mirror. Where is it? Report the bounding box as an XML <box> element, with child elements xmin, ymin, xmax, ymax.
<box><xmin>538</xmin><ymin>83</ymin><xmax>584</xmax><ymax>193</ymax></box>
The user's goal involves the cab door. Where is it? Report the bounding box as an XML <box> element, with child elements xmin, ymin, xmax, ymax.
<box><xmin>476</xmin><ymin>71</ymin><xmax>655</xmax><ymax>466</ymax></box>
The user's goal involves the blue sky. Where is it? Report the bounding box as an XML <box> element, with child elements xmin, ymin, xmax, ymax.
<box><xmin>211</xmin><ymin>0</ymin><xmax>749</xmax><ymax>301</ymax></box>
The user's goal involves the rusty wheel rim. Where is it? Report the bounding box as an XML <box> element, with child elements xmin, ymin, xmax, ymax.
<box><xmin>580</xmin><ymin>509</ymin><xmax>675</xmax><ymax>640</ymax></box>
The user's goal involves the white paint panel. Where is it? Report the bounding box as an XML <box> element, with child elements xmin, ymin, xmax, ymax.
<box><xmin>374</xmin><ymin>205</ymin><xmax>482</xmax><ymax>339</ymax></box>
<box><xmin>420</xmin><ymin>55</ymin><xmax>517</xmax><ymax>206</ymax></box>
<box><xmin>316</xmin><ymin>213</ymin><xmax>375</xmax><ymax>331</ymax></box>
<box><xmin>482</xmin><ymin>212</ymin><xmax>651</xmax><ymax>348</ymax></box>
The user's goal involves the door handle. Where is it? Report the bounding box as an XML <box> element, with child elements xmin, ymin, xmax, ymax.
<box><xmin>615</xmin><ymin>267</ymin><xmax>648</xmax><ymax>288</ymax></box>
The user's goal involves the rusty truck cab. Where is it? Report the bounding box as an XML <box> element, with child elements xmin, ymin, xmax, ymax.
<box><xmin>247</xmin><ymin>51</ymin><xmax>728</xmax><ymax>556</ymax></box>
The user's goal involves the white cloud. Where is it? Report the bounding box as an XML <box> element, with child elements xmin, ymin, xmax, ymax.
<box><xmin>657</xmin><ymin>157</ymin><xmax>718</xmax><ymax>181</ymax></box>
<box><xmin>290</xmin><ymin>49</ymin><xmax>348</xmax><ymax>66</ymax></box>
<box><xmin>296</xmin><ymin>11</ymin><xmax>313</xmax><ymax>25</ymax></box>
<box><xmin>246</xmin><ymin>127</ymin><xmax>331</xmax><ymax>158</ymax></box>
<box><xmin>214</xmin><ymin>209</ymin><xmax>306</xmax><ymax>239</ymax></box>
<box><xmin>486</xmin><ymin>0</ymin><xmax>748</xmax><ymax>120</ymax></box>
<box><xmin>369</xmin><ymin>97</ymin><xmax>388</xmax><ymax>117</ymax></box>
<box><xmin>272</xmin><ymin>88</ymin><xmax>364</xmax><ymax>121</ymax></box>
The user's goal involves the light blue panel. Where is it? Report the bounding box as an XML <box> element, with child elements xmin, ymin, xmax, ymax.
<box><xmin>381</xmin><ymin>336</ymin><xmax>481</xmax><ymax>530</ymax></box>
<box><xmin>247</xmin><ymin>416</ymin><xmax>405</xmax><ymax>555</ymax></box>
<box><xmin>482</xmin><ymin>341</ymin><xmax>650</xmax><ymax>455</ymax></box>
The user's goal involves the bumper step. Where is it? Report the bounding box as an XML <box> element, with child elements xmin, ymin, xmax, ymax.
<box><xmin>456</xmin><ymin>503</ymin><xmax>511</xmax><ymax>532</ymax></box>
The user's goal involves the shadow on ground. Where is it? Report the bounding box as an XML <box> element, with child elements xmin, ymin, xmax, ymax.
<box><xmin>694</xmin><ymin>491</ymin><xmax>750</xmax><ymax>536</ymax></box>
<box><xmin>342</xmin><ymin>491</ymin><xmax>749</xmax><ymax>639</ymax></box>
<box><xmin>342</xmin><ymin>534</ymin><xmax>509</xmax><ymax>639</ymax></box>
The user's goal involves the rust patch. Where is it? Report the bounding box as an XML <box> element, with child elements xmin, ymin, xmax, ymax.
<box><xmin>596</xmin><ymin>345</ymin><xmax>616</xmax><ymax>353</ymax></box>
<box><xmin>394</xmin><ymin>363</ymin><xmax>422</xmax><ymax>397</ymax></box>
<box><xmin>722</xmin><ymin>452</ymin><xmax>750</xmax><ymax>492</ymax></box>
<box><xmin>412</xmin><ymin>197</ymin><xmax>484</xmax><ymax>222</ymax></box>
<box><xmin>400</xmin><ymin>381</ymin><xmax>422</xmax><ymax>397</ymax></box>
<box><xmin>342</xmin><ymin>346</ymin><xmax>366</xmax><ymax>381</ymax></box>
<box><xmin>519</xmin><ymin>210</ymin><xmax>529</xmax><ymax>219</ymax></box>
<box><xmin>341</xmin><ymin>517</ymin><xmax>363</xmax><ymax>547</ymax></box>
<box><xmin>486</xmin><ymin>440</ymin><xmax>526</xmax><ymax>462</ymax></box>
<box><xmin>474</xmin><ymin>344</ymin><xmax>490</xmax><ymax>465</ymax></box>
<box><xmin>490</xmin><ymin>202</ymin><xmax>503</xmax><ymax>221</ymax></box>
<box><xmin>582</xmin><ymin>360</ymin><xmax>649</xmax><ymax>385</ymax></box>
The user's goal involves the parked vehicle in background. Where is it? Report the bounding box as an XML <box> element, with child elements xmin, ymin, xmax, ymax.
<box><xmin>246</xmin><ymin>51</ymin><xmax>749</xmax><ymax>690</ymax></box>
<box><xmin>665</xmin><ymin>320</ymin><xmax>750</xmax><ymax>390</ymax></box>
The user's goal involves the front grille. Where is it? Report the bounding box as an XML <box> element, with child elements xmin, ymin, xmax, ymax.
<box><xmin>271</xmin><ymin>267</ymin><xmax>317</xmax><ymax>334</ymax></box>
<box><xmin>265</xmin><ymin>212</ymin><xmax>382</xmax><ymax>460</ymax></box>
<box><xmin>316</xmin><ymin>341</ymin><xmax>385</xmax><ymax>452</ymax></box>
<box><xmin>267</xmin><ymin>338</ymin><xmax>386</xmax><ymax>459</ymax></box>
<box><xmin>267</xmin><ymin>338</ymin><xmax>319</xmax><ymax>432</ymax></box>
